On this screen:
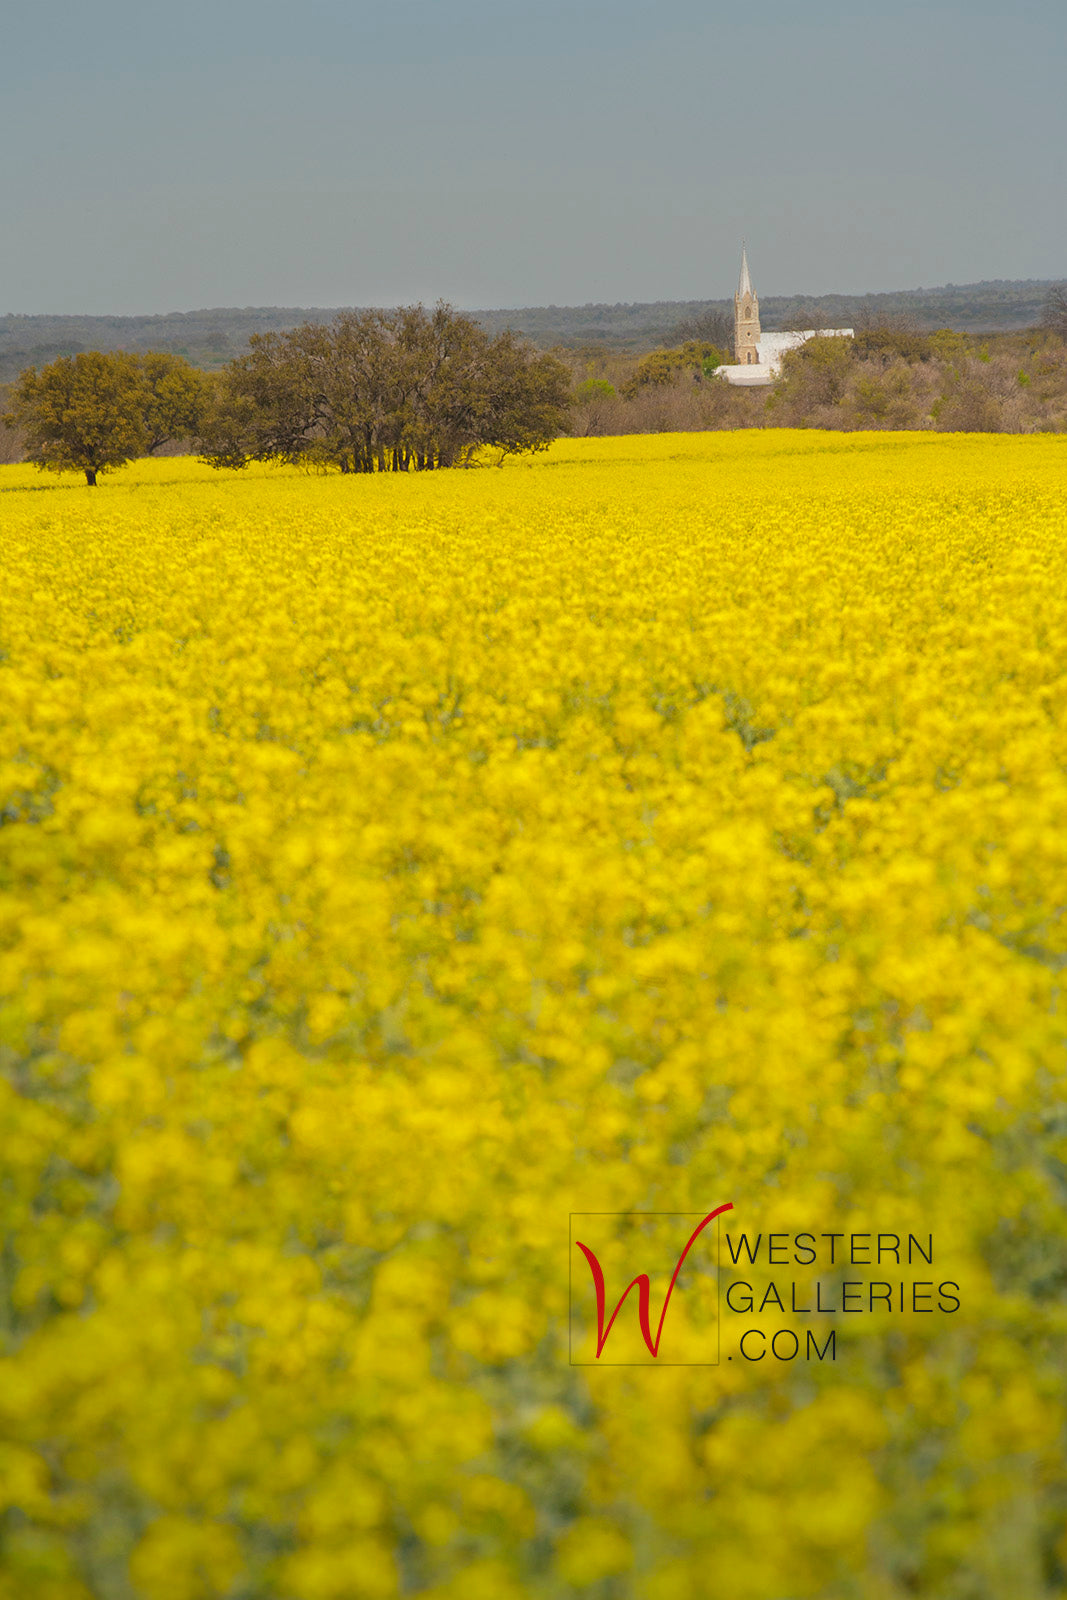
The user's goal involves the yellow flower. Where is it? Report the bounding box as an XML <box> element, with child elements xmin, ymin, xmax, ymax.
<box><xmin>2</xmin><ymin>435</ymin><xmax>1066</xmax><ymax>1596</ymax></box>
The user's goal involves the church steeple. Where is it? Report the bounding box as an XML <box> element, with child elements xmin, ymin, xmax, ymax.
<box><xmin>738</xmin><ymin>245</ymin><xmax>753</xmax><ymax>299</ymax></box>
<box><xmin>734</xmin><ymin>242</ymin><xmax>761</xmax><ymax>365</ymax></box>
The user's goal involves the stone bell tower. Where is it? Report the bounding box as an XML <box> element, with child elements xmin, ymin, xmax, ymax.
<box><xmin>734</xmin><ymin>245</ymin><xmax>761</xmax><ymax>365</ymax></box>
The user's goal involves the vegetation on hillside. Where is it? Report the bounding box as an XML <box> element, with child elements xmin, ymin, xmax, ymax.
<box><xmin>1</xmin><ymin>279</ymin><xmax>1061</xmax><ymax>381</ymax></box>
<box><xmin>619</xmin><ymin>341</ymin><xmax>723</xmax><ymax>398</ymax></box>
<box><xmin>564</xmin><ymin>320</ymin><xmax>1067</xmax><ymax>437</ymax></box>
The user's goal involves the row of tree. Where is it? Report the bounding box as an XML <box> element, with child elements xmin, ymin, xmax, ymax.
<box><xmin>200</xmin><ymin>304</ymin><xmax>571</xmax><ymax>473</ymax></box>
<box><xmin>1</xmin><ymin>305</ymin><xmax>572</xmax><ymax>484</ymax></box>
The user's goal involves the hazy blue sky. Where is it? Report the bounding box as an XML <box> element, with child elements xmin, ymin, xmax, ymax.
<box><xmin>3</xmin><ymin>0</ymin><xmax>1064</xmax><ymax>313</ymax></box>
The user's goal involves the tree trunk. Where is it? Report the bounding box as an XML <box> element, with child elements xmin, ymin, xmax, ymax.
<box><xmin>85</xmin><ymin>467</ymin><xmax>98</xmax><ymax>486</ymax></box>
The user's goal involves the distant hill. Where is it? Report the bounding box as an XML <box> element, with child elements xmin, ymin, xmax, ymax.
<box><xmin>473</xmin><ymin>280</ymin><xmax>1059</xmax><ymax>348</ymax></box>
<box><xmin>0</xmin><ymin>280</ymin><xmax>1059</xmax><ymax>377</ymax></box>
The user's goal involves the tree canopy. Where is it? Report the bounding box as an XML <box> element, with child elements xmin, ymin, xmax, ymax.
<box><xmin>197</xmin><ymin>304</ymin><xmax>573</xmax><ymax>474</ymax></box>
<box><xmin>2</xmin><ymin>350</ymin><xmax>209</xmax><ymax>484</ymax></box>
<box><xmin>621</xmin><ymin>341</ymin><xmax>723</xmax><ymax>398</ymax></box>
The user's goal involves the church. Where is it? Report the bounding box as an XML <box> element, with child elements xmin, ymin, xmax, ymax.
<box><xmin>714</xmin><ymin>247</ymin><xmax>853</xmax><ymax>386</ymax></box>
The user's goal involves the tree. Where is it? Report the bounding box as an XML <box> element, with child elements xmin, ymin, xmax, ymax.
<box><xmin>0</xmin><ymin>384</ymin><xmax>24</xmax><ymax>465</ymax></box>
<box><xmin>767</xmin><ymin>335</ymin><xmax>855</xmax><ymax>418</ymax></box>
<box><xmin>2</xmin><ymin>350</ymin><xmax>209</xmax><ymax>484</ymax></box>
<box><xmin>852</xmin><ymin>308</ymin><xmax>934</xmax><ymax>363</ymax></box>
<box><xmin>3</xmin><ymin>352</ymin><xmax>146</xmax><ymax>485</ymax></box>
<box><xmin>447</xmin><ymin>325</ymin><xmax>574</xmax><ymax>465</ymax></box>
<box><xmin>1043</xmin><ymin>284</ymin><xmax>1067</xmax><ymax>340</ymax></box>
<box><xmin>669</xmin><ymin>308</ymin><xmax>733</xmax><ymax>351</ymax></box>
<box><xmin>570</xmin><ymin>379</ymin><xmax>618</xmax><ymax>438</ymax></box>
<box><xmin>198</xmin><ymin>305</ymin><xmax>572</xmax><ymax>473</ymax></box>
<box><xmin>574</xmin><ymin>379</ymin><xmax>615</xmax><ymax>402</ymax></box>
<box><xmin>621</xmin><ymin>342</ymin><xmax>723</xmax><ymax>398</ymax></box>
<box><xmin>136</xmin><ymin>352</ymin><xmax>212</xmax><ymax>453</ymax></box>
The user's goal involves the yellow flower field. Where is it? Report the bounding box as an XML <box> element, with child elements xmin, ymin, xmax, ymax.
<box><xmin>2</xmin><ymin>432</ymin><xmax>1067</xmax><ymax>1598</ymax></box>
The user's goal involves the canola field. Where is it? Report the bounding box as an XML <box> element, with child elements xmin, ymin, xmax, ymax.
<box><xmin>2</xmin><ymin>432</ymin><xmax>1067</xmax><ymax>1600</ymax></box>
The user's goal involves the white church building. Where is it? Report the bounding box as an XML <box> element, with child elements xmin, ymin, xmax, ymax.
<box><xmin>715</xmin><ymin>247</ymin><xmax>853</xmax><ymax>386</ymax></box>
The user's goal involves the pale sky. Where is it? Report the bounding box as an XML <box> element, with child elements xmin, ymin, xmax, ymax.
<box><xmin>3</xmin><ymin>0</ymin><xmax>1064</xmax><ymax>314</ymax></box>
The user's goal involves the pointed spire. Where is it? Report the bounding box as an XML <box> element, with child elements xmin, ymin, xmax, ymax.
<box><xmin>738</xmin><ymin>243</ymin><xmax>753</xmax><ymax>298</ymax></box>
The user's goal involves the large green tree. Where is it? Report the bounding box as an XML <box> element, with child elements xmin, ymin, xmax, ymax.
<box><xmin>197</xmin><ymin>305</ymin><xmax>572</xmax><ymax>474</ymax></box>
<box><xmin>3</xmin><ymin>350</ymin><xmax>210</xmax><ymax>484</ymax></box>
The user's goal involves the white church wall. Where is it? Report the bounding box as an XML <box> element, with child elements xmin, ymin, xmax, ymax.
<box><xmin>715</xmin><ymin>325</ymin><xmax>854</xmax><ymax>386</ymax></box>
<box><xmin>757</xmin><ymin>329</ymin><xmax>854</xmax><ymax>373</ymax></box>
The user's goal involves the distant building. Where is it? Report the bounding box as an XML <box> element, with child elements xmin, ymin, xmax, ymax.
<box><xmin>715</xmin><ymin>247</ymin><xmax>853</xmax><ymax>386</ymax></box>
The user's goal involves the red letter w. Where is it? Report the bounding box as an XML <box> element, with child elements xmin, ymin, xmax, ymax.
<box><xmin>575</xmin><ymin>1204</ymin><xmax>734</xmax><ymax>1359</ymax></box>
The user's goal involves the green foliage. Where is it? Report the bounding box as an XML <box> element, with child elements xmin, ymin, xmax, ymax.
<box><xmin>2</xmin><ymin>351</ymin><xmax>209</xmax><ymax>484</ymax></box>
<box><xmin>622</xmin><ymin>342</ymin><xmax>723</xmax><ymax>398</ymax></box>
<box><xmin>2</xmin><ymin>352</ymin><xmax>145</xmax><ymax>484</ymax></box>
<box><xmin>853</xmin><ymin>374</ymin><xmax>890</xmax><ymax>418</ymax></box>
<box><xmin>136</xmin><ymin>352</ymin><xmax>212</xmax><ymax>453</ymax></box>
<box><xmin>574</xmin><ymin>378</ymin><xmax>616</xmax><ymax>402</ymax></box>
<box><xmin>929</xmin><ymin>328</ymin><xmax>968</xmax><ymax>361</ymax></box>
<box><xmin>198</xmin><ymin>305</ymin><xmax>572</xmax><ymax>474</ymax></box>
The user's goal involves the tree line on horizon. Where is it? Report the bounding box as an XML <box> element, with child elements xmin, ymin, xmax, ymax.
<box><xmin>1</xmin><ymin>278</ymin><xmax>1061</xmax><ymax>380</ymax></box>
<box><xmin>3</xmin><ymin>289</ymin><xmax>1067</xmax><ymax>479</ymax></box>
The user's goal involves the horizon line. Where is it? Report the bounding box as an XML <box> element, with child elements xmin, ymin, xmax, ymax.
<box><xmin>1</xmin><ymin>276</ymin><xmax>1062</xmax><ymax>323</ymax></box>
